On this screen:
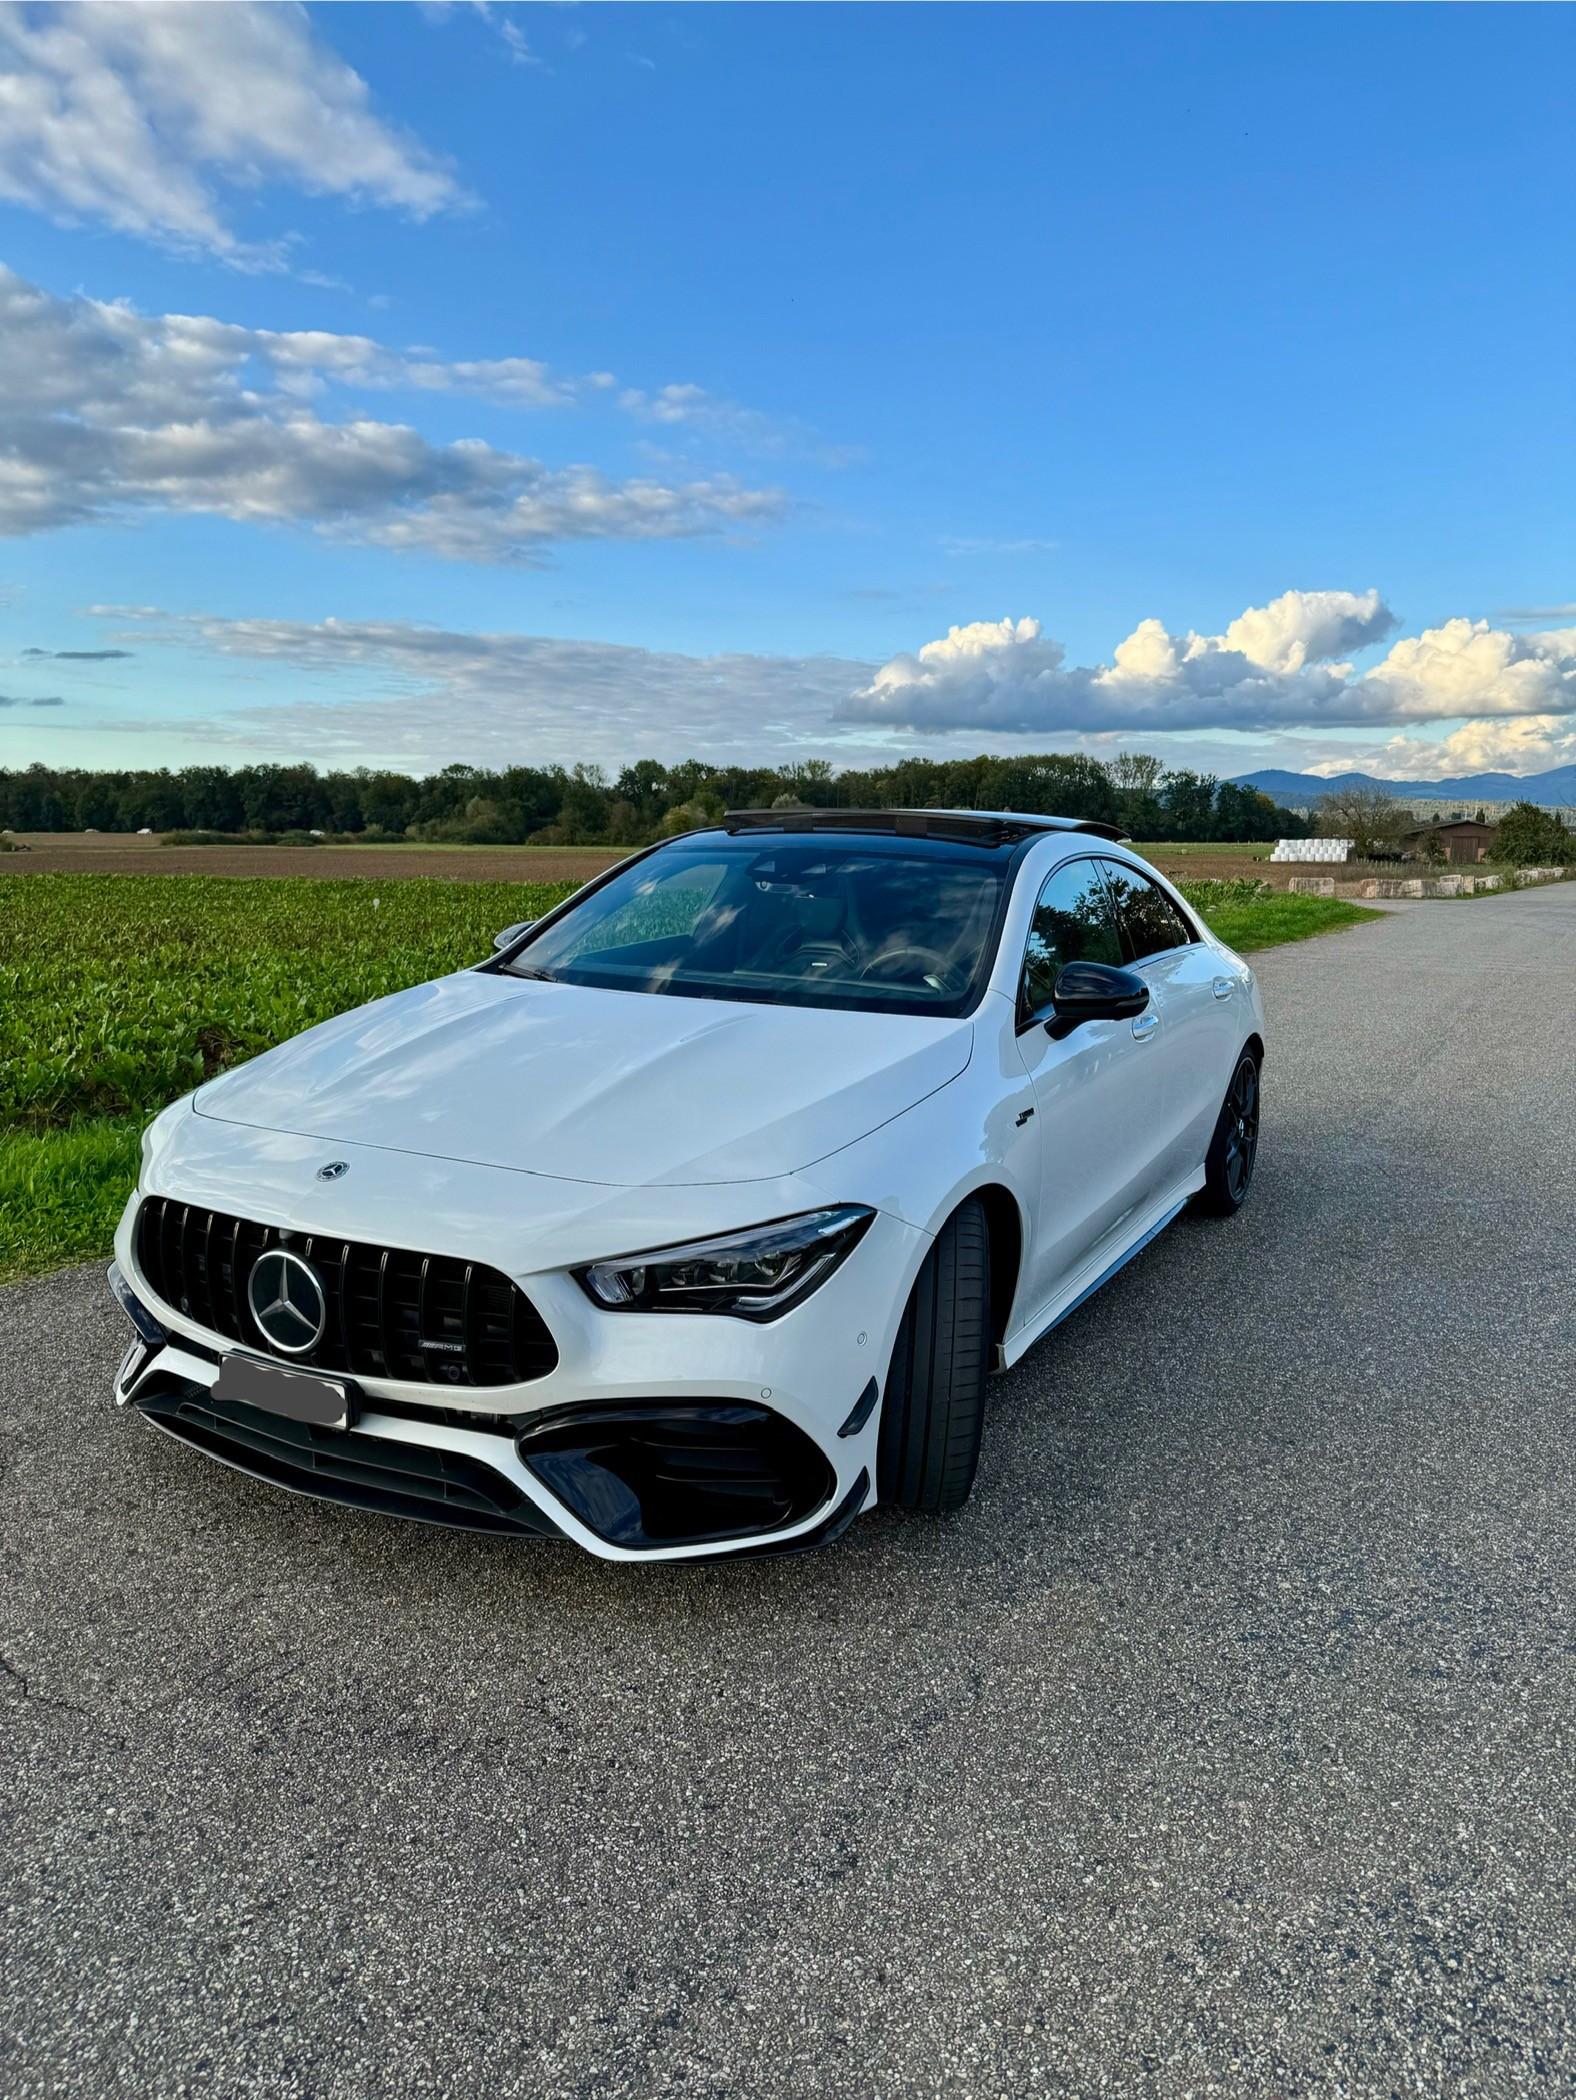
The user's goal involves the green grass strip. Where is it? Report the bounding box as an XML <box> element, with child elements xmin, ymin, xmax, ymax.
<box><xmin>0</xmin><ymin>1119</ymin><xmax>142</xmax><ymax>1284</ymax></box>
<box><xmin>1191</xmin><ymin>892</ymin><xmax>1382</xmax><ymax>952</ymax></box>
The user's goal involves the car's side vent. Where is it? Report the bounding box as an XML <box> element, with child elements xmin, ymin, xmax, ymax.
<box><xmin>135</xmin><ymin>1198</ymin><xmax>557</xmax><ymax>1389</ymax></box>
<box><xmin>516</xmin><ymin>1402</ymin><xmax>835</xmax><ymax>1548</ymax></box>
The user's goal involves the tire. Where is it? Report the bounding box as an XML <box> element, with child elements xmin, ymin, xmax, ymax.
<box><xmin>1196</xmin><ymin>1049</ymin><xmax>1261</xmax><ymax>1216</ymax></box>
<box><xmin>877</xmin><ymin>1198</ymin><xmax>992</xmax><ymax>1512</ymax></box>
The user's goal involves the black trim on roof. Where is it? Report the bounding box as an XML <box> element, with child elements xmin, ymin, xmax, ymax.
<box><xmin>720</xmin><ymin>807</ymin><xmax>1129</xmax><ymax>847</ymax></box>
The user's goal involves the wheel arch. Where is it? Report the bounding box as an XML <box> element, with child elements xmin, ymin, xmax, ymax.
<box><xmin>958</xmin><ymin>1181</ymin><xmax>1023</xmax><ymax>1354</ymax></box>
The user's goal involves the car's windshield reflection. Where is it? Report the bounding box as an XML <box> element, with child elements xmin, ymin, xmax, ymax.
<box><xmin>503</xmin><ymin>834</ymin><xmax>1011</xmax><ymax>1017</ymax></box>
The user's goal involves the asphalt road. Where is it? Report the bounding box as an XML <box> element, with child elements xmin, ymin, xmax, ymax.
<box><xmin>5</xmin><ymin>886</ymin><xmax>1575</xmax><ymax>2098</ymax></box>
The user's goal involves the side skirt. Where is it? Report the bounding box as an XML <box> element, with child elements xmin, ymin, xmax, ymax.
<box><xmin>996</xmin><ymin>1172</ymin><xmax>1203</xmax><ymax>1372</ymax></box>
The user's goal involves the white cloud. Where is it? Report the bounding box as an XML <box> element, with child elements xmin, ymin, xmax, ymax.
<box><xmin>66</xmin><ymin>604</ymin><xmax>1576</xmax><ymax>782</ymax></box>
<box><xmin>839</xmin><ymin>593</ymin><xmax>1576</xmax><ymax>736</ymax></box>
<box><xmin>1353</xmin><ymin>716</ymin><xmax>1576</xmax><ymax>783</ymax></box>
<box><xmin>619</xmin><ymin>380</ymin><xmax>858</xmax><ymax>467</ymax></box>
<box><xmin>0</xmin><ymin>1</ymin><xmax>466</xmax><ymax>264</ymax></box>
<box><xmin>621</xmin><ymin>383</ymin><xmax>716</xmax><ymax>426</ymax></box>
<box><xmin>1360</xmin><ymin>618</ymin><xmax>1576</xmax><ymax>722</ymax></box>
<box><xmin>1219</xmin><ymin>588</ymin><xmax>1395</xmax><ymax>674</ymax></box>
<box><xmin>0</xmin><ymin>265</ymin><xmax>787</xmax><ymax>561</ymax></box>
<box><xmin>938</xmin><ymin>536</ymin><xmax>1060</xmax><ymax>558</ymax></box>
<box><xmin>487</xmin><ymin>11</ymin><xmax>543</xmax><ymax>70</ymax></box>
<box><xmin>619</xmin><ymin>383</ymin><xmax>787</xmax><ymax>451</ymax></box>
<box><xmin>107</xmin><ymin>610</ymin><xmax>878</xmax><ymax>769</ymax></box>
<box><xmin>194</xmin><ymin>328</ymin><xmax>580</xmax><ymax>410</ymax></box>
<box><xmin>857</xmin><ymin>616</ymin><xmax>1073</xmax><ymax>724</ymax></box>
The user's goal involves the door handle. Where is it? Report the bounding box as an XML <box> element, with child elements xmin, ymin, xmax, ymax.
<box><xmin>1212</xmin><ymin>977</ymin><xmax>1234</xmax><ymax>1001</ymax></box>
<box><xmin>1132</xmin><ymin>1011</ymin><xmax>1160</xmax><ymax>1042</ymax></box>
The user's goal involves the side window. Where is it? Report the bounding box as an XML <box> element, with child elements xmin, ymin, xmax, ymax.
<box><xmin>1100</xmin><ymin>860</ymin><xmax>1195</xmax><ymax>963</ymax></box>
<box><xmin>1019</xmin><ymin>858</ymin><xmax>1123</xmax><ymax>1017</ymax></box>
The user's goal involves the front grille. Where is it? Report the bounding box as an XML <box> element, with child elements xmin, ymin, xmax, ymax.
<box><xmin>133</xmin><ymin>1376</ymin><xmax>560</xmax><ymax>1537</ymax></box>
<box><xmin>135</xmin><ymin>1198</ymin><xmax>558</xmax><ymax>1389</ymax></box>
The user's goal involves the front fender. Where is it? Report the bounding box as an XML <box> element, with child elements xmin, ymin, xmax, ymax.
<box><xmin>798</xmin><ymin>989</ymin><xmax>1033</xmax><ymax>1242</ymax></box>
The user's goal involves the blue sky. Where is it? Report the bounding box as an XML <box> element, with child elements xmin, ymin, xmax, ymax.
<box><xmin>1</xmin><ymin>1</ymin><xmax>1572</xmax><ymax>782</ymax></box>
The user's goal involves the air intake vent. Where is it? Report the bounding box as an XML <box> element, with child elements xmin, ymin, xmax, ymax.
<box><xmin>135</xmin><ymin>1198</ymin><xmax>557</xmax><ymax>1389</ymax></box>
<box><xmin>517</xmin><ymin>1402</ymin><xmax>835</xmax><ymax>1548</ymax></box>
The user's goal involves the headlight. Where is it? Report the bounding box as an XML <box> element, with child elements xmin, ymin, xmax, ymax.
<box><xmin>575</xmin><ymin>1205</ymin><xmax>875</xmax><ymax>1322</ymax></box>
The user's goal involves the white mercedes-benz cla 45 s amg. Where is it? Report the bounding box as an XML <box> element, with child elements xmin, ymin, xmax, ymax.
<box><xmin>108</xmin><ymin>808</ymin><xmax>1265</xmax><ymax>1562</ymax></box>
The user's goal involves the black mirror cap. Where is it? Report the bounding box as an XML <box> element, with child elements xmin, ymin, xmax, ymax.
<box><xmin>492</xmin><ymin>919</ymin><xmax>535</xmax><ymax>952</ymax></box>
<box><xmin>1046</xmin><ymin>960</ymin><xmax>1150</xmax><ymax>1036</ymax></box>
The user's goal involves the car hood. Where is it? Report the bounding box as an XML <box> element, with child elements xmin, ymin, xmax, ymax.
<box><xmin>193</xmin><ymin>970</ymin><xmax>973</xmax><ymax>1187</ymax></box>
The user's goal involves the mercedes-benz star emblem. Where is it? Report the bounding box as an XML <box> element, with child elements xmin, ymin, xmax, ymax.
<box><xmin>317</xmin><ymin>1160</ymin><xmax>349</xmax><ymax>1181</ymax></box>
<box><xmin>247</xmin><ymin>1248</ymin><xmax>328</xmax><ymax>1356</ymax></box>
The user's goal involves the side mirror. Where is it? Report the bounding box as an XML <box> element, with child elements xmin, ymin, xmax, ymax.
<box><xmin>1046</xmin><ymin>960</ymin><xmax>1149</xmax><ymax>1038</ymax></box>
<box><xmin>492</xmin><ymin>920</ymin><xmax>535</xmax><ymax>953</ymax></box>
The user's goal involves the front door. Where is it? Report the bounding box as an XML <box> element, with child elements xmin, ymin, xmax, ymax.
<box><xmin>1098</xmin><ymin>859</ymin><xmax>1239</xmax><ymax>1182</ymax></box>
<box><xmin>1013</xmin><ymin>856</ymin><xmax>1169</xmax><ymax>1310</ymax></box>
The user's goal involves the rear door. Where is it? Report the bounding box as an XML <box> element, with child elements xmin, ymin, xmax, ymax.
<box><xmin>1098</xmin><ymin>859</ymin><xmax>1235</xmax><ymax>1182</ymax></box>
<box><xmin>1014</xmin><ymin>856</ymin><xmax>1170</xmax><ymax>1309</ymax></box>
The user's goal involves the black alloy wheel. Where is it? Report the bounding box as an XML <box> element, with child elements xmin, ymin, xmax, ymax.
<box><xmin>1198</xmin><ymin>1052</ymin><xmax>1261</xmax><ymax>1215</ymax></box>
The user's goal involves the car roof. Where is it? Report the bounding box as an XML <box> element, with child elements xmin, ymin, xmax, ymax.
<box><xmin>719</xmin><ymin>807</ymin><xmax>1129</xmax><ymax>847</ymax></box>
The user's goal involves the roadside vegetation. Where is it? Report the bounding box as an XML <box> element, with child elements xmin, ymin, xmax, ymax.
<box><xmin>1490</xmin><ymin>801</ymin><xmax>1576</xmax><ymax>868</ymax></box>
<box><xmin>1179</xmin><ymin>878</ymin><xmax>1378</xmax><ymax>950</ymax></box>
<box><xmin>0</xmin><ymin>1119</ymin><xmax>145</xmax><ymax>1283</ymax></box>
<box><xmin>0</xmin><ymin>868</ymin><xmax>1379</xmax><ymax>1283</ymax></box>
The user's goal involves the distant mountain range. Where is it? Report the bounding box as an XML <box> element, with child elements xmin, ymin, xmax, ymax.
<box><xmin>1232</xmin><ymin>766</ymin><xmax>1576</xmax><ymax>807</ymax></box>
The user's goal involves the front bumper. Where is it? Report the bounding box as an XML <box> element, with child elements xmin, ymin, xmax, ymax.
<box><xmin>112</xmin><ymin>1299</ymin><xmax>881</xmax><ymax>1562</ymax></box>
<box><xmin>111</xmin><ymin>1132</ymin><xmax>926</xmax><ymax>1560</ymax></box>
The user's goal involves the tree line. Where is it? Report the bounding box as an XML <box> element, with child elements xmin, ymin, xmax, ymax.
<box><xmin>0</xmin><ymin>752</ymin><xmax>1312</xmax><ymax>847</ymax></box>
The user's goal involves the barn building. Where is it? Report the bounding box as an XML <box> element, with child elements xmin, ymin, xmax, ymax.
<box><xmin>1403</xmin><ymin>816</ymin><xmax>1498</xmax><ymax>864</ymax></box>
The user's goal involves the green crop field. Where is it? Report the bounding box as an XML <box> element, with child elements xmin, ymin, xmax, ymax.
<box><xmin>0</xmin><ymin>872</ymin><xmax>577</xmax><ymax>1283</ymax></box>
<box><xmin>0</xmin><ymin>871</ymin><xmax>1380</xmax><ymax>1282</ymax></box>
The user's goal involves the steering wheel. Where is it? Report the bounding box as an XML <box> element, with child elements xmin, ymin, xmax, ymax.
<box><xmin>859</xmin><ymin>944</ymin><xmax>968</xmax><ymax>997</ymax></box>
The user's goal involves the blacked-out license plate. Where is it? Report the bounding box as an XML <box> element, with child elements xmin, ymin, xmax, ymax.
<box><xmin>213</xmin><ymin>1354</ymin><xmax>357</xmax><ymax>1430</ymax></box>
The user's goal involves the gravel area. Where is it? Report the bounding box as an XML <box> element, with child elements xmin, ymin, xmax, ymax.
<box><xmin>4</xmin><ymin>885</ymin><xmax>1574</xmax><ymax>2097</ymax></box>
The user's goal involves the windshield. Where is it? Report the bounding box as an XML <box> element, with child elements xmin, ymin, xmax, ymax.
<box><xmin>502</xmin><ymin>832</ymin><xmax>1014</xmax><ymax>1016</ymax></box>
